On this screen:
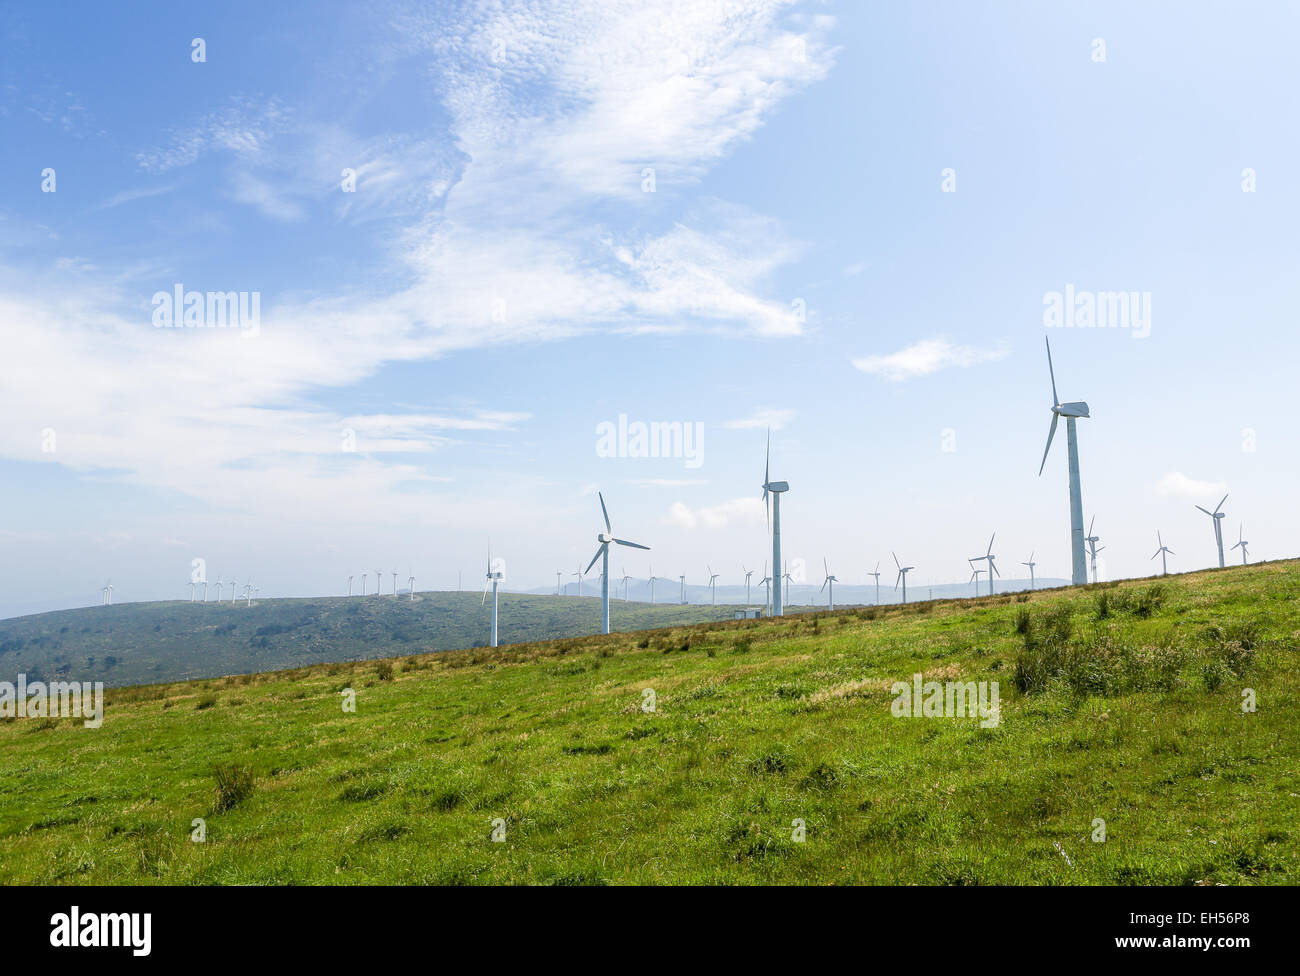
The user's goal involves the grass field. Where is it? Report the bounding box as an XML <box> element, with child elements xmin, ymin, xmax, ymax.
<box><xmin>1</xmin><ymin>561</ymin><xmax>1296</xmax><ymax>885</ymax></box>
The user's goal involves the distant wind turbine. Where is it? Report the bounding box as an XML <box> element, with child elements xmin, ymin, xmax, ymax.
<box><xmin>761</xmin><ymin>429</ymin><xmax>790</xmax><ymax>616</ymax></box>
<box><xmin>102</xmin><ymin>579</ymin><xmax>113</xmax><ymax>606</ymax></box>
<box><xmin>969</xmin><ymin>566</ymin><xmax>984</xmax><ymax>596</ymax></box>
<box><xmin>347</xmin><ymin>575</ymin><xmax>353</xmax><ymax>597</ymax></box>
<box><xmin>648</xmin><ymin>566</ymin><xmax>657</xmax><ymax>605</ymax></box>
<box><xmin>1037</xmin><ymin>337</ymin><xmax>1091</xmax><ymax>585</ymax></box>
<box><xmin>408</xmin><ymin>572</ymin><xmax>415</xmax><ymax>600</ymax></box>
<box><xmin>759</xmin><ymin>560</ymin><xmax>772</xmax><ymax>615</ymax></box>
<box><xmin>868</xmin><ymin>562</ymin><xmax>881</xmax><ymax>605</ymax></box>
<box><xmin>1084</xmin><ymin>516</ymin><xmax>1104</xmax><ymax>582</ymax></box>
<box><xmin>678</xmin><ymin>574</ymin><xmax>686</xmax><ymax>605</ymax></box>
<box><xmin>1231</xmin><ymin>523</ymin><xmax>1249</xmax><ymax>565</ymax></box>
<box><xmin>555</xmin><ymin>570</ymin><xmax>562</xmax><ymax>595</ymax></box>
<box><xmin>893</xmin><ymin>552</ymin><xmax>914</xmax><ymax>604</ymax></box>
<box><xmin>1196</xmin><ymin>494</ymin><xmax>1229</xmax><ymax>568</ymax></box>
<box><xmin>1022</xmin><ymin>551</ymin><xmax>1037</xmax><ymax>590</ymax></box>
<box><xmin>621</xmin><ymin>567</ymin><xmax>632</xmax><ymax>601</ymax></box>
<box><xmin>821</xmin><ymin>558</ymin><xmax>839</xmax><ymax>610</ymax></box>
<box><xmin>215</xmin><ymin>579</ymin><xmax>224</xmax><ymax>601</ymax></box>
<box><xmin>743</xmin><ymin>565</ymin><xmax>753</xmax><ymax>607</ymax></box>
<box><xmin>482</xmin><ymin>549</ymin><xmax>503</xmax><ymax>647</ymax></box>
<box><xmin>1151</xmin><ymin>532</ymin><xmax>1174</xmax><ymax>576</ymax></box>
<box><xmin>968</xmin><ymin>534</ymin><xmax>998</xmax><ymax>596</ymax></box>
<box><xmin>706</xmin><ymin>565</ymin><xmax>719</xmax><ymax>605</ymax></box>
<box><xmin>584</xmin><ymin>492</ymin><xmax>650</xmax><ymax>635</ymax></box>
<box><xmin>360</xmin><ymin>572</ymin><xmax>367</xmax><ymax>597</ymax></box>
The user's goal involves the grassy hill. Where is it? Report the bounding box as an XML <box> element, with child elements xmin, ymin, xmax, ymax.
<box><xmin>1</xmin><ymin>562</ymin><xmax>1296</xmax><ymax>884</ymax></box>
<box><xmin>0</xmin><ymin>593</ymin><xmax>756</xmax><ymax>687</ymax></box>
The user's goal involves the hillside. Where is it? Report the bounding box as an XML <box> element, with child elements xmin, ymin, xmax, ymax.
<box><xmin>1</xmin><ymin>561</ymin><xmax>1296</xmax><ymax>884</ymax></box>
<box><xmin>0</xmin><ymin>593</ymin><xmax>753</xmax><ymax>687</ymax></box>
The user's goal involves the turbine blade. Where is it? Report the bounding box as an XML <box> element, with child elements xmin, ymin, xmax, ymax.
<box><xmin>1088</xmin><ymin>514</ymin><xmax>1095</xmax><ymax>536</ymax></box>
<box><xmin>1195</xmin><ymin>505</ymin><xmax>1212</xmax><ymax>516</ymax></box>
<box><xmin>987</xmin><ymin>533</ymin><xmax>995</xmax><ymax>555</ymax></box>
<box><xmin>1168</xmin><ymin>549</ymin><xmax>1175</xmax><ymax>556</ymax></box>
<box><xmin>1037</xmin><ymin>413</ymin><xmax>1059</xmax><ymax>476</ymax></box>
<box><xmin>1045</xmin><ymin>336</ymin><xmax>1059</xmax><ymax>406</ymax></box>
<box><xmin>599</xmin><ymin>492</ymin><xmax>611</xmax><ymax>533</ymax></box>
<box><xmin>614</xmin><ymin>538</ymin><xmax>649</xmax><ymax>550</ymax></box>
<box><xmin>584</xmin><ymin>544</ymin><xmax>606</xmax><ymax>576</ymax></box>
<box><xmin>1215</xmin><ymin>493</ymin><xmax>1228</xmax><ymax>514</ymax></box>
<box><xmin>893</xmin><ymin>551</ymin><xmax>901</xmax><ymax>570</ymax></box>
<box><xmin>1151</xmin><ymin>550</ymin><xmax>1160</xmax><ymax>560</ymax></box>
<box><xmin>820</xmin><ymin>579</ymin><xmax>827</xmax><ymax>593</ymax></box>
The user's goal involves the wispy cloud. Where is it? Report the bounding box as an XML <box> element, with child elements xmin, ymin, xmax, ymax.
<box><xmin>1155</xmin><ymin>471</ymin><xmax>1228</xmax><ymax>500</ymax></box>
<box><xmin>94</xmin><ymin>184</ymin><xmax>177</xmax><ymax>211</ymax></box>
<box><xmin>852</xmin><ymin>338</ymin><xmax>1009</xmax><ymax>382</ymax></box>
<box><xmin>723</xmin><ymin>407</ymin><xmax>794</xmax><ymax>430</ymax></box>
<box><xmin>664</xmin><ymin>496</ymin><xmax>763</xmax><ymax>529</ymax></box>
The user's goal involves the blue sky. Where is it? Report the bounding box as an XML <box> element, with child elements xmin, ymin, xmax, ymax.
<box><xmin>2</xmin><ymin>0</ymin><xmax>1297</xmax><ymax>617</ymax></box>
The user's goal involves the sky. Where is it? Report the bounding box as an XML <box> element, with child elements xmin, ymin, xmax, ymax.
<box><xmin>1</xmin><ymin>0</ymin><xmax>1297</xmax><ymax>618</ymax></box>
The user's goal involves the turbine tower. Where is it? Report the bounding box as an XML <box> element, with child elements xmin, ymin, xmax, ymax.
<box><xmin>102</xmin><ymin>579</ymin><xmax>113</xmax><ymax>606</ymax></box>
<box><xmin>743</xmin><ymin>565</ymin><xmax>753</xmax><ymax>607</ymax></box>
<box><xmin>202</xmin><ymin>579</ymin><xmax>209</xmax><ymax>602</ymax></box>
<box><xmin>648</xmin><ymin>567</ymin><xmax>656</xmax><ymax>605</ymax></box>
<box><xmin>215</xmin><ymin>579</ymin><xmax>224</xmax><ymax>601</ymax></box>
<box><xmin>572</xmin><ymin>566</ymin><xmax>584</xmax><ymax>597</ymax></box>
<box><xmin>621</xmin><ymin>567</ymin><xmax>632</xmax><ymax>600</ymax></box>
<box><xmin>868</xmin><ymin>562</ymin><xmax>881</xmax><ymax>605</ymax></box>
<box><xmin>821</xmin><ymin>558</ymin><xmax>839</xmax><ymax>610</ymax></box>
<box><xmin>555</xmin><ymin>570</ymin><xmax>562</xmax><ymax>595</ymax></box>
<box><xmin>759</xmin><ymin>561</ymin><xmax>772</xmax><ymax>615</ymax></box>
<box><xmin>893</xmin><ymin>552</ymin><xmax>914</xmax><ymax>604</ymax></box>
<box><xmin>1196</xmin><ymin>494</ymin><xmax>1229</xmax><ymax>568</ymax></box>
<box><xmin>761</xmin><ymin>429</ymin><xmax>790</xmax><ymax>616</ymax></box>
<box><xmin>408</xmin><ymin>572</ymin><xmax>415</xmax><ymax>600</ymax></box>
<box><xmin>189</xmin><ymin>581</ymin><xmax>196</xmax><ymax>602</ymax></box>
<box><xmin>1037</xmin><ymin>337</ymin><xmax>1090</xmax><ymax>585</ymax></box>
<box><xmin>583</xmin><ymin>492</ymin><xmax>650</xmax><ymax>635</ymax></box>
<box><xmin>1231</xmin><ymin>524</ymin><xmax>1249</xmax><ymax>565</ymax></box>
<box><xmin>347</xmin><ymin>575</ymin><xmax>353</xmax><ymax>597</ymax></box>
<box><xmin>968</xmin><ymin>534</ymin><xmax>999</xmax><ymax>596</ymax></box>
<box><xmin>482</xmin><ymin>549</ymin><xmax>503</xmax><ymax>647</ymax></box>
<box><xmin>1084</xmin><ymin>516</ymin><xmax>1104</xmax><ymax>582</ymax></box>
<box><xmin>706</xmin><ymin>565</ymin><xmax>719</xmax><ymax>605</ymax></box>
<box><xmin>392</xmin><ymin>569</ymin><xmax>398</xmax><ymax>597</ymax></box>
<box><xmin>969</xmin><ymin>566</ymin><xmax>984</xmax><ymax>596</ymax></box>
<box><xmin>1022</xmin><ymin>551</ymin><xmax>1037</xmax><ymax>590</ymax></box>
<box><xmin>1151</xmin><ymin>532</ymin><xmax>1174</xmax><ymax>576</ymax></box>
<box><xmin>678</xmin><ymin>574</ymin><xmax>686</xmax><ymax>604</ymax></box>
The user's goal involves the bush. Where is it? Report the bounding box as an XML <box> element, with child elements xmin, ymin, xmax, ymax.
<box><xmin>212</xmin><ymin>763</ymin><xmax>255</xmax><ymax>812</ymax></box>
<box><xmin>375</xmin><ymin>661</ymin><xmax>394</xmax><ymax>681</ymax></box>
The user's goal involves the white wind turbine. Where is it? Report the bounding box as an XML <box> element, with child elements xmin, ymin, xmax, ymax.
<box><xmin>647</xmin><ymin>566</ymin><xmax>657</xmax><ymax>605</ymax></box>
<box><xmin>781</xmin><ymin>562</ymin><xmax>794</xmax><ymax>605</ymax></box>
<box><xmin>967</xmin><ymin>534</ymin><xmax>999</xmax><ymax>596</ymax></box>
<box><xmin>408</xmin><ymin>571</ymin><xmax>415</xmax><ymax>600</ymax></box>
<box><xmin>743</xmin><ymin>565</ymin><xmax>754</xmax><ymax>607</ymax></box>
<box><xmin>375</xmin><ymin>568</ymin><xmax>383</xmax><ymax>597</ymax></box>
<box><xmin>360</xmin><ymin>572</ymin><xmax>367</xmax><ymax>597</ymax></box>
<box><xmin>1037</xmin><ymin>337</ymin><xmax>1091</xmax><ymax>585</ymax></box>
<box><xmin>202</xmin><ymin>579</ymin><xmax>209</xmax><ymax>602</ymax></box>
<box><xmin>215</xmin><ymin>578</ymin><xmax>224</xmax><ymax>601</ymax></box>
<box><xmin>584</xmin><ymin>492</ymin><xmax>650</xmax><ymax>635</ymax></box>
<box><xmin>1231</xmin><ymin>524</ymin><xmax>1249</xmax><ymax>565</ymax></box>
<box><xmin>761</xmin><ymin>429</ymin><xmax>790</xmax><ymax>616</ymax></box>
<box><xmin>706</xmin><ymin>565</ymin><xmax>720</xmax><ymax>605</ymax></box>
<box><xmin>1022</xmin><ymin>551</ymin><xmax>1037</xmax><ymax>590</ymax></box>
<box><xmin>1084</xmin><ymin>516</ymin><xmax>1104</xmax><ymax>582</ymax></box>
<box><xmin>347</xmin><ymin>575</ymin><xmax>353</xmax><ymax>597</ymax></box>
<box><xmin>572</xmin><ymin>566</ymin><xmax>585</xmax><ymax>597</ymax></box>
<box><xmin>555</xmin><ymin>570</ymin><xmax>562</xmax><ymax>595</ymax></box>
<box><xmin>392</xmin><ymin>569</ymin><xmax>398</xmax><ymax>597</ymax></box>
<box><xmin>1196</xmin><ymin>494</ymin><xmax>1229</xmax><ymax>568</ymax></box>
<box><xmin>621</xmin><ymin>567</ymin><xmax>632</xmax><ymax>601</ymax></box>
<box><xmin>482</xmin><ymin>549</ymin><xmax>503</xmax><ymax>647</ymax></box>
<box><xmin>821</xmin><ymin>558</ymin><xmax>839</xmax><ymax>610</ymax></box>
<box><xmin>759</xmin><ymin>561</ymin><xmax>772</xmax><ymax>615</ymax></box>
<box><xmin>893</xmin><ymin>552</ymin><xmax>914</xmax><ymax>604</ymax></box>
<box><xmin>969</xmin><ymin>565</ymin><xmax>984</xmax><ymax>596</ymax></box>
<box><xmin>678</xmin><ymin>574</ymin><xmax>686</xmax><ymax>604</ymax></box>
<box><xmin>102</xmin><ymin>579</ymin><xmax>113</xmax><ymax>606</ymax></box>
<box><xmin>868</xmin><ymin>562</ymin><xmax>881</xmax><ymax>605</ymax></box>
<box><xmin>1151</xmin><ymin>532</ymin><xmax>1174</xmax><ymax>576</ymax></box>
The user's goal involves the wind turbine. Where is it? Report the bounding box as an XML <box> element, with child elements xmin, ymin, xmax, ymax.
<box><xmin>408</xmin><ymin>572</ymin><xmax>416</xmax><ymax>600</ymax></box>
<box><xmin>347</xmin><ymin>575</ymin><xmax>353</xmax><ymax>597</ymax></box>
<box><xmin>868</xmin><ymin>562</ymin><xmax>881</xmax><ymax>605</ymax></box>
<box><xmin>375</xmin><ymin>568</ymin><xmax>383</xmax><ymax>597</ymax></box>
<box><xmin>968</xmin><ymin>534</ymin><xmax>998</xmax><ymax>596</ymax></box>
<box><xmin>1037</xmin><ymin>337</ymin><xmax>1090</xmax><ymax>585</ymax></box>
<box><xmin>360</xmin><ymin>572</ymin><xmax>367</xmax><ymax>596</ymax></box>
<box><xmin>244</xmin><ymin>581</ymin><xmax>254</xmax><ymax>606</ymax></box>
<box><xmin>584</xmin><ymin>492</ymin><xmax>650</xmax><ymax>635</ymax></box>
<box><xmin>969</xmin><ymin>565</ymin><xmax>984</xmax><ymax>596</ymax></box>
<box><xmin>743</xmin><ymin>565</ymin><xmax>754</xmax><ymax>606</ymax></box>
<box><xmin>678</xmin><ymin>574</ymin><xmax>686</xmax><ymax>604</ymax></box>
<box><xmin>621</xmin><ymin>567</ymin><xmax>632</xmax><ymax>600</ymax></box>
<box><xmin>392</xmin><ymin>569</ymin><xmax>398</xmax><ymax>597</ymax></box>
<box><xmin>1084</xmin><ymin>516</ymin><xmax>1104</xmax><ymax>583</ymax></box>
<box><xmin>761</xmin><ymin>429</ymin><xmax>790</xmax><ymax>616</ymax></box>
<box><xmin>572</xmin><ymin>566</ymin><xmax>584</xmax><ymax>597</ymax></box>
<box><xmin>1196</xmin><ymin>494</ymin><xmax>1229</xmax><ymax>568</ymax></box>
<box><xmin>555</xmin><ymin>570</ymin><xmax>562</xmax><ymax>595</ymax></box>
<box><xmin>1231</xmin><ymin>524</ymin><xmax>1249</xmax><ymax>565</ymax></box>
<box><xmin>759</xmin><ymin>561</ymin><xmax>772</xmax><ymax>615</ymax></box>
<box><xmin>781</xmin><ymin>562</ymin><xmax>794</xmax><ymax>606</ymax></box>
<box><xmin>102</xmin><ymin>579</ymin><xmax>113</xmax><ymax>606</ymax></box>
<box><xmin>706</xmin><ymin>565</ymin><xmax>719</xmax><ymax>605</ymax></box>
<box><xmin>1022</xmin><ymin>551</ymin><xmax>1037</xmax><ymax>590</ymax></box>
<box><xmin>1151</xmin><ymin>532</ymin><xmax>1174</xmax><ymax>576</ymax></box>
<box><xmin>230</xmin><ymin>579</ymin><xmax>238</xmax><ymax>604</ymax></box>
<box><xmin>893</xmin><ymin>552</ymin><xmax>914</xmax><ymax>604</ymax></box>
<box><xmin>482</xmin><ymin>549</ymin><xmax>503</xmax><ymax>647</ymax></box>
<box><xmin>189</xmin><ymin>581</ymin><xmax>196</xmax><ymax>602</ymax></box>
<box><xmin>202</xmin><ymin>579</ymin><xmax>209</xmax><ymax>602</ymax></box>
<box><xmin>821</xmin><ymin>558</ymin><xmax>839</xmax><ymax>610</ymax></box>
<box><xmin>648</xmin><ymin>567</ymin><xmax>657</xmax><ymax>605</ymax></box>
<box><xmin>215</xmin><ymin>579</ymin><xmax>224</xmax><ymax>601</ymax></box>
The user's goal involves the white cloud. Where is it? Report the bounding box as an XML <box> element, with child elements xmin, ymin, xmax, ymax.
<box><xmin>664</xmin><ymin>496</ymin><xmax>763</xmax><ymax>529</ymax></box>
<box><xmin>1155</xmin><ymin>471</ymin><xmax>1228</xmax><ymax>500</ymax></box>
<box><xmin>852</xmin><ymin>338</ymin><xmax>1009</xmax><ymax>382</ymax></box>
<box><xmin>723</xmin><ymin>407</ymin><xmax>794</xmax><ymax>430</ymax></box>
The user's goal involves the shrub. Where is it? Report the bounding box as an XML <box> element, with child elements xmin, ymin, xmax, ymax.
<box><xmin>212</xmin><ymin>763</ymin><xmax>255</xmax><ymax>812</ymax></box>
<box><xmin>195</xmin><ymin>694</ymin><xmax>217</xmax><ymax>710</ymax></box>
<box><xmin>375</xmin><ymin>661</ymin><xmax>394</xmax><ymax>681</ymax></box>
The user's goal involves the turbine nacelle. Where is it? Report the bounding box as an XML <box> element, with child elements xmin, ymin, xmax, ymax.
<box><xmin>1052</xmin><ymin>401</ymin><xmax>1090</xmax><ymax>418</ymax></box>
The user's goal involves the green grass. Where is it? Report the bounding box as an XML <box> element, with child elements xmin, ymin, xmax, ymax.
<box><xmin>1</xmin><ymin>562</ymin><xmax>1297</xmax><ymax>885</ymax></box>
